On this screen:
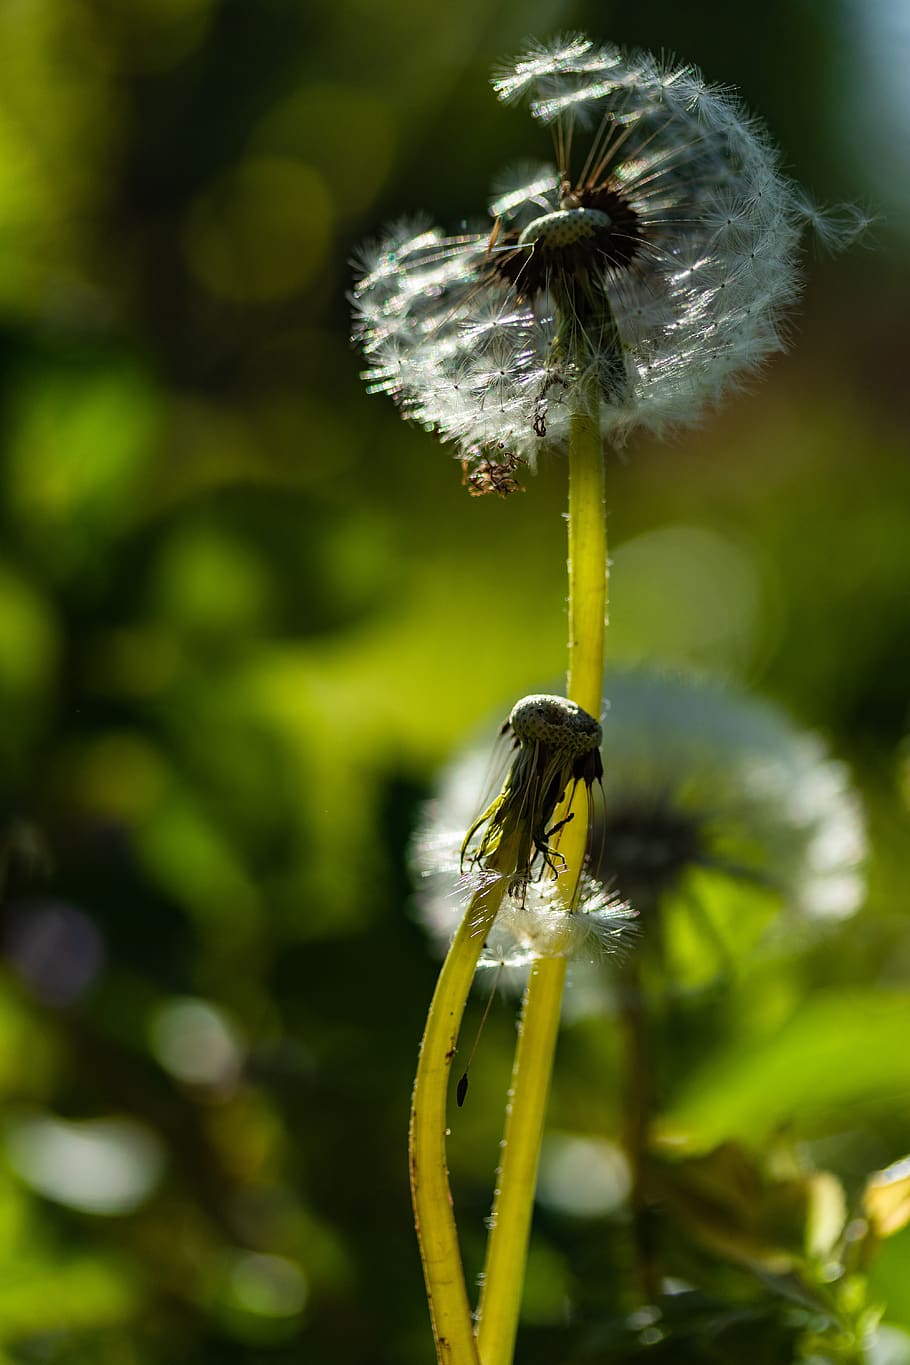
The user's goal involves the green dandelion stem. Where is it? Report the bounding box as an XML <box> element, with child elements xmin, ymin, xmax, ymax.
<box><xmin>410</xmin><ymin>837</ymin><xmax>521</xmax><ymax>1365</ymax></box>
<box><xmin>566</xmin><ymin>397</ymin><xmax>609</xmax><ymax>715</ymax></box>
<box><xmin>476</xmin><ymin>397</ymin><xmax>607</xmax><ymax>1365</ymax></box>
<box><xmin>476</xmin><ymin>952</ymin><xmax>569</xmax><ymax>1365</ymax></box>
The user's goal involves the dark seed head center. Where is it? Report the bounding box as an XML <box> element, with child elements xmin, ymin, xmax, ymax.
<box><xmin>490</xmin><ymin>180</ymin><xmax>645</xmax><ymax>299</ymax></box>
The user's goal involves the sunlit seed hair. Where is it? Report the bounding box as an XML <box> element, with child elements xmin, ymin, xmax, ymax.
<box><xmin>414</xmin><ymin>669</ymin><xmax>865</xmax><ymax>979</ymax></box>
<box><xmin>353</xmin><ymin>36</ymin><xmax>868</xmax><ymax>480</ymax></box>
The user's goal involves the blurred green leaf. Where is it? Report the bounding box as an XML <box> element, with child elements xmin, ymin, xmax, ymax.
<box><xmin>6</xmin><ymin>362</ymin><xmax>159</xmax><ymax>572</ymax></box>
<box><xmin>662</xmin><ymin>992</ymin><xmax>910</xmax><ymax>1147</ymax></box>
<box><xmin>0</xmin><ymin>1256</ymin><xmax>141</xmax><ymax>1343</ymax></box>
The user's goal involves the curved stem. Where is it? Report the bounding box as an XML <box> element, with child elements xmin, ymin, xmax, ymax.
<box><xmin>410</xmin><ymin>844</ymin><xmax>520</xmax><ymax>1365</ymax></box>
<box><xmin>476</xmin><ymin>401</ymin><xmax>607</xmax><ymax>1365</ymax></box>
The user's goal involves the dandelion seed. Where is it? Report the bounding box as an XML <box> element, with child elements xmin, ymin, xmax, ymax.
<box><xmin>352</xmin><ymin>36</ymin><xmax>866</xmax><ymax>480</ymax></box>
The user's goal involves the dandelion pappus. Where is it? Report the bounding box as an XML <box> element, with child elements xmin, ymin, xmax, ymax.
<box><xmin>353</xmin><ymin>37</ymin><xmax>866</xmax><ymax>467</ymax></box>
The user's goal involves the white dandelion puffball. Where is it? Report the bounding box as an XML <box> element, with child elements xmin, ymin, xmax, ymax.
<box><xmin>413</xmin><ymin>670</ymin><xmax>866</xmax><ymax>975</ymax></box>
<box><xmin>590</xmin><ymin>670</ymin><xmax>867</xmax><ymax>923</ymax></box>
<box><xmin>353</xmin><ymin>36</ymin><xmax>865</xmax><ymax>474</ymax></box>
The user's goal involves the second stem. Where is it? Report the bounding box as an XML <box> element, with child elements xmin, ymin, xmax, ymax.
<box><xmin>476</xmin><ymin>400</ymin><xmax>607</xmax><ymax>1365</ymax></box>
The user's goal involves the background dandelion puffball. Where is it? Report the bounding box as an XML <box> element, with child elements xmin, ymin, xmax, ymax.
<box><xmin>353</xmin><ymin>36</ymin><xmax>865</xmax><ymax>471</ymax></box>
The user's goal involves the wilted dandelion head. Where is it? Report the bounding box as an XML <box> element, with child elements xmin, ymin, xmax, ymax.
<box><xmin>353</xmin><ymin>35</ymin><xmax>866</xmax><ymax>482</ymax></box>
<box><xmin>416</xmin><ymin>693</ymin><xmax>632</xmax><ymax>976</ymax></box>
<box><xmin>414</xmin><ymin>670</ymin><xmax>865</xmax><ymax>979</ymax></box>
<box><xmin>461</xmin><ymin>693</ymin><xmax>603</xmax><ymax>892</ymax></box>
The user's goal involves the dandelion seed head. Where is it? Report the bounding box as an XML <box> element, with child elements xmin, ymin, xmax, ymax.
<box><xmin>353</xmin><ymin>36</ymin><xmax>863</xmax><ymax>481</ymax></box>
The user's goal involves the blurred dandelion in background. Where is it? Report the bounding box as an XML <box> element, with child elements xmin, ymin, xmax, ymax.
<box><xmin>592</xmin><ymin>670</ymin><xmax>867</xmax><ymax>926</ymax></box>
<box><xmin>352</xmin><ymin>36</ymin><xmax>867</xmax><ymax>477</ymax></box>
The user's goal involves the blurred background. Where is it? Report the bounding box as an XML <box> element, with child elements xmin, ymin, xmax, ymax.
<box><xmin>0</xmin><ymin>0</ymin><xmax>909</xmax><ymax>1361</ymax></box>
